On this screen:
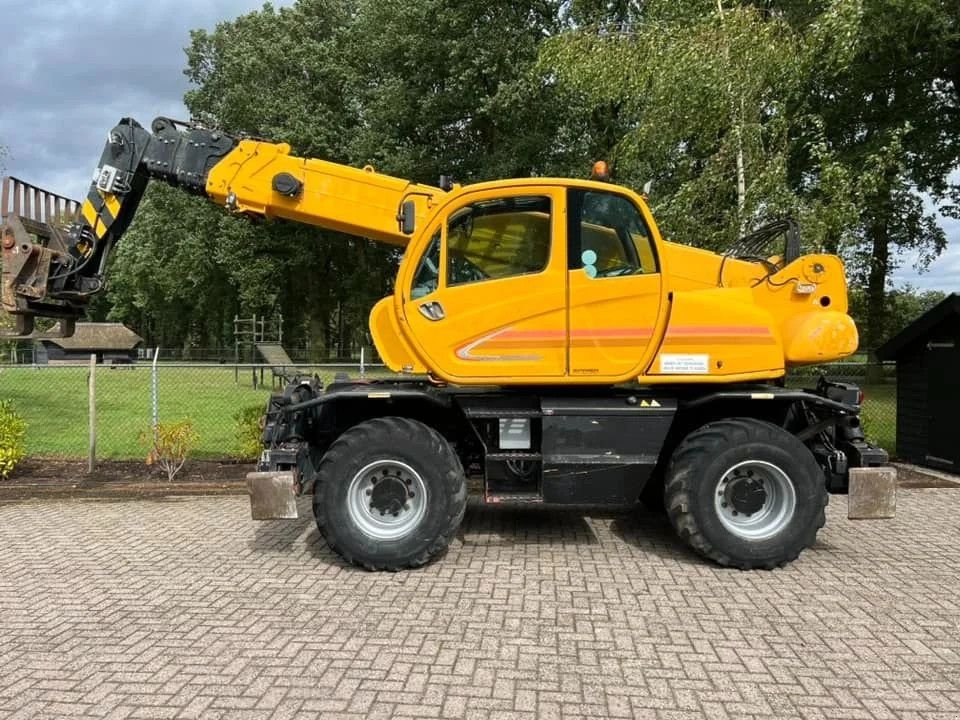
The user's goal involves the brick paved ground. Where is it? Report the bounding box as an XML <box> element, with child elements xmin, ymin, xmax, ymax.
<box><xmin>1</xmin><ymin>489</ymin><xmax>959</xmax><ymax>720</ymax></box>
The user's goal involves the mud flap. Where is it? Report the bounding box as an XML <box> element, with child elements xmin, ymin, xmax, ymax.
<box><xmin>246</xmin><ymin>471</ymin><xmax>299</xmax><ymax>519</ymax></box>
<box><xmin>847</xmin><ymin>466</ymin><xmax>897</xmax><ymax>520</ymax></box>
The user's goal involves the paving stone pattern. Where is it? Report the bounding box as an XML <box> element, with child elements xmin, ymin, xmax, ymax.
<box><xmin>1</xmin><ymin>489</ymin><xmax>959</xmax><ymax>719</ymax></box>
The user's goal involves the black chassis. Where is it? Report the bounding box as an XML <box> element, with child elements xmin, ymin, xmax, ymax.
<box><xmin>256</xmin><ymin>375</ymin><xmax>887</xmax><ymax>506</ymax></box>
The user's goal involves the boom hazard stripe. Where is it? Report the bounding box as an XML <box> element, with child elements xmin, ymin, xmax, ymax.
<box><xmin>455</xmin><ymin>325</ymin><xmax>775</xmax><ymax>361</ymax></box>
<box><xmin>84</xmin><ymin>189</ymin><xmax>117</xmax><ymax>239</ymax></box>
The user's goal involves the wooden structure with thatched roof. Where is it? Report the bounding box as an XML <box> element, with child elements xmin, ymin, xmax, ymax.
<box><xmin>35</xmin><ymin>323</ymin><xmax>143</xmax><ymax>365</ymax></box>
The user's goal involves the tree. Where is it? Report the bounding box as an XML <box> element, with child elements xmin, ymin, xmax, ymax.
<box><xmin>99</xmin><ymin>0</ymin><xmax>958</xmax><ymax>359</ymax></box>
<box><xmin>341</xmin><ymin>0</ymin><xmax>571</xmax><ymax>183</ymax></box>
<box><xmin>784</xmin><ymin>0</ymin><xmax>960</xmax><ymax>355</ymax></box>
<box><xmin>540</xmin><ymin>1</ymin><xmax>872</xmax><ymax>253</ymax></box>
<box><xmin>103</xmin><ymin>1</ymin><xmax>379</xmax><ymax>354</ymax></box>
<box><xmin>848</xmin><ymin>285</ymin><xmax>947</xmax><ymax>347</ymax></box>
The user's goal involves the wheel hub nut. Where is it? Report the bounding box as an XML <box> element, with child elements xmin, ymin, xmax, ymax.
<box><xmin>369</xmin><ymin>475</ymin><xmax>410</xmax><ymax>517</ymax></box>
<box><xmin>725</xmin><ymin>475</ymin><xmax>767</xmax><ymax>516</ymax></box>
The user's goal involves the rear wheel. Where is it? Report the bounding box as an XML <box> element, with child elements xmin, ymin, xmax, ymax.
<box><xmin>664</xmin><ymin>418</ymin><xmax>827</xmax><ymax>569</ymax></box>
<box><xmin>314</xmin><ymin>417</ymin><xmax>467</xmax><ymax>570</ymax></box>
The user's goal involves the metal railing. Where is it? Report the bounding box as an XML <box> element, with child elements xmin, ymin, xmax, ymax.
<box><xmin>1</xmin><ymin>176</ymin><xmax>80</xmax><ymax>226</ymax></box>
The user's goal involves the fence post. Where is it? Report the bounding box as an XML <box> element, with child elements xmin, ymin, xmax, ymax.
<box><xmin>151</xmin><ymin>347</ymin><xmax>160</xmax><ymax>435</ymax></box>
<box><xmin>360</xmin><ymin>347</ymin><xmax>365</xmax><ymax>378</ymax></box>
<box><xmin>88</xmin><ymin>354</ymin><xmax>96</xmax><ymax>473</ymax></box>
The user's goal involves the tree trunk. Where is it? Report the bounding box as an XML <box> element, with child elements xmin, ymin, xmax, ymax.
<box><xmin>864</xmin><ymin>212</ymin><xmax>890</xmax><ymax>384</ymax></box>
<box><xmin>337</xmin><ymin>300</ymin><xmax>346</xmax><ymax>360</ymax></box>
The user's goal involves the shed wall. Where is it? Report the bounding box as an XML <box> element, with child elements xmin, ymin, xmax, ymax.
<box><xmin>895</xmin><ymin>346</ymin><xmax>927</xmax><ymax>464</ymax></box>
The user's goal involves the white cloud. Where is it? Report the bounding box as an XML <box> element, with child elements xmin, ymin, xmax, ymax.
<box><xmin>891</xmin><ymin>241</ymin><xmax>960</xmax><ymax>293</ymax></box>
<box><xmin>891</xmin><ymin>170</ymin><xmax>960</xmax><ymax>294</ymax></box>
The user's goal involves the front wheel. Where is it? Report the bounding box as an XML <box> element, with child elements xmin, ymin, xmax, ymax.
<box><xmin>664</xmin><ymin>418</ymin><xmax>827</xmax><ymax>569</ymax></box>
<box><xmin>314</xmin><ymin>417</ymin><xmax>467</xmax><ymax>570</ymax></box>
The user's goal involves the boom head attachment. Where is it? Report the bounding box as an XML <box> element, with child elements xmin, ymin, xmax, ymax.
<box><xmin>1</xmin><ymin>118</ymin><xmax>239</xmax><ymax>339</ymax></box>
<box><xmin>1</xmin><ymin>178</ymin><xmax>87</xmax><ymax>339</ymax></box>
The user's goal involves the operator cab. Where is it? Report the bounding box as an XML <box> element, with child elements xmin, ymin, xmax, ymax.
<box><xmin>396</xmin><ymin>179</ymin><xmax>665</xmax><ymax>384</ymax></box>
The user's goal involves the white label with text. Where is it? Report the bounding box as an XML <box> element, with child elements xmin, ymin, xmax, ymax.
<box><xmin>660</xmin><ymin>353</ymin><xmax>710</xmax><ymax>374</ymax></box>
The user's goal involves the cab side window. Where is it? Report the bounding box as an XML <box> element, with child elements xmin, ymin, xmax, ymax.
<box><xmin>567</xmin><ymin>190</ymin><xmax>658</xmax><ymax>277</ymax></box>
<box><xmin>410</xmin><ymin>229</ymin><xmax>441</xmax><ymax>299</ymax></box>
<box><xmin>446</xmin><ymin>195</ymin><xmax>551</xmax><ymax>287</ymax></box>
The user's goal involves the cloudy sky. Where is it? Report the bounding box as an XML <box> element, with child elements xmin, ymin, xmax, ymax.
<box><xmin>1</xmin><ymin>0</ymin><xmax>956</xmax><ymax>292</ymax></box>
<box><xmin>0</xmin><ymin>0</ymin><xmax>291</xmax><ymax>196</ymax></box>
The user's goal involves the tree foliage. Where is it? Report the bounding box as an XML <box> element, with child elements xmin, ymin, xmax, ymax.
<box><xmin>849</xmin><ymin>285</ymin><xmax>947</xmax><ymax>346</ymax></box>
<box><xmin>787</xmin><ymin>0</ymin><xmax>960</xmax><ymax>351</ymax></box>
<box><xmin>542</xmin><ymin>1</ymin><xmax>876</xmax><ymax>250</ymax></box>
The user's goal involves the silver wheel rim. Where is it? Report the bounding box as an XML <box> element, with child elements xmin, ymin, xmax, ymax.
<box><xmin>714</xmin><ymin>460</ymin><xmax>796</xmax><ymax>541</ymax></box>
<box><xmin>346</xmin><ymin>460</ymin><xmax>428</xmax><ymax>540</ymax></box>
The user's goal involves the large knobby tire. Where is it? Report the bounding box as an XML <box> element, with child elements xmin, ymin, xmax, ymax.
<box><xmin>314</xmin><ymin>417</ymin><xmax>467</xmax><ymax>571</ymax></box>
<box><xmin>664</xmin><ymin>418</ymin><xmax>827</xmax><ymax>570</ymax></box>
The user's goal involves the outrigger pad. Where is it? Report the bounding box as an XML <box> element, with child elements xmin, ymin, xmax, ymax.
<box><xmin>848</xmin><ymin>466</ymin><xmax>897</xmax><ymax>519</ymax></box>
<box><xmin>247</xmin><ymin>471</ymin><xmax>299</xmax><ymax>520</ymax></box>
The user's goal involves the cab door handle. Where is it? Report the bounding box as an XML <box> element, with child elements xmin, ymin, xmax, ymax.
<box><xmin>418</xmin><ymin>301</ymin><xmax>445</xmax><ymax>321</ymax></box>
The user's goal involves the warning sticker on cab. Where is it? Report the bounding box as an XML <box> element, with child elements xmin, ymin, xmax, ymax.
<box><xmin>660</xmin><ymin>353</ymin><xmax>710</xmax><ymax>374</ymax></box>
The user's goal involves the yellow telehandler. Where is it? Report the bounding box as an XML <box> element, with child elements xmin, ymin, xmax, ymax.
<box><xmin>1</xmin><ymin>117</ymin><xmax>893</xmax><ymax>570</ymax></box>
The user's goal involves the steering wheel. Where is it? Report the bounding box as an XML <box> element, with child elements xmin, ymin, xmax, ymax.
<box><xmin>595</xmin><ymin>263</ymin><xmax>636</xmax><ymax>278</ymax></box>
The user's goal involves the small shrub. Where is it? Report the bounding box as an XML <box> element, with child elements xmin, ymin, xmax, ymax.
<box><xmin>234</xmin><ymin>404</ymin><xmax>265</xmax><ymax>461</ymax></box>
<box><xmin>140</xmin><ymin>420</ymin><xmax>199</xmax><ymax>482</ymax></box>
<box><xmin>0</xmin><ymin>401</ymin><xmax>27</xmax><ymax>480</ymax></box>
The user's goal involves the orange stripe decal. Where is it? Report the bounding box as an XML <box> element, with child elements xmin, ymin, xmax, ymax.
<box><xmin>456</xmin><ymin>324</ymin><xmax>774</xmax><ymax>360</ymax></box>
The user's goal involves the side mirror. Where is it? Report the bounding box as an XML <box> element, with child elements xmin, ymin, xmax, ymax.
<box><xmin>397</xmin><ymin>200</ymin><xmax>416</xmax><ymax>235</ymax></box>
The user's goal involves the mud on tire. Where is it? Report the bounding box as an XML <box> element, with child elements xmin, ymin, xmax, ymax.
<box><xmin>664</xmin><ymin>418</ymin><xmax>828</xmax><ymax>570</ymax></box>
<box><xmin>313</xmin><ymin>417</ymin><xmax>467</xmax><ymax>571</ymax></box>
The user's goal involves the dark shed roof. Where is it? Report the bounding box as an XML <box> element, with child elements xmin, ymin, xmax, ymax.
<box><xmin>876</xmin><ymin>294</ymin><xmax>960</xmax><ymax>360</ymax></box>
<box><xmin>43</xmin><ymin>323</ymin><xmax>143</xmax><ymax>351</ymax></box>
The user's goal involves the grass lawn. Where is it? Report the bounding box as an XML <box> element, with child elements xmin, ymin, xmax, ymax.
<box><xmin>1</xmin><ymin>364</ymin><xmax>899</xmax><ymax>460</ymax></box>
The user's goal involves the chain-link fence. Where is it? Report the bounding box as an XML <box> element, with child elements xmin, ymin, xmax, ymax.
<box><xmin>0</xmin><ymin>361</ymin><xmax>385</xmax><ymax>463</ymax></box>
<box><xmin>787</xmin><ymin>362</ymin><xmax>896</xmax><ymax>453</ymax></box>
<box><xmin>0</xmin><ymin>360</ymin><xmax>897</xmax><ymax>463</ymax></box>
<box><xmin>1</xmin><ymin>345</ymin><xmax>369</xmax><ymax>365</ymax></box>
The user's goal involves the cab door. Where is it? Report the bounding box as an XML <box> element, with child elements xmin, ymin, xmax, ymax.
<box><xmin>567</xmin><ymin>188</ymin><xmax>664</xmax><ymax>380</ymax></box>
<box><xmin>401</xmin><ymin>187</ymin><xmax>567</xmax><ymax>382</ymax></box>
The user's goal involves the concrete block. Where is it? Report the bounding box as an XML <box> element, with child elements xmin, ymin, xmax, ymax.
<box><xmin>247</xmin><ymin>471</ymin><xmax>299</xmax><ymax>520</ymax></box>
<box><xmin>848</xmin><ymin>466</ymin><xmax>897</xmax><ymax>520</ymax></box>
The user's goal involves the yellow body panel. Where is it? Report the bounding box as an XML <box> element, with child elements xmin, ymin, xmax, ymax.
<box><xmin>648</xmin><ymin>287</ymin><xmax>786</xmax><ymax>380</ymax></box>
<box><xmin>193</xmin><ymin>141</ymin><xmax>859</xmax><ymax>386</ymax></box>
<box><xmin>369</xmin><ymin>298</ymin><xmax>426</xmax><ymax>373</ymax></box>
